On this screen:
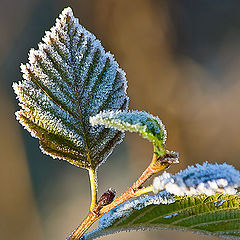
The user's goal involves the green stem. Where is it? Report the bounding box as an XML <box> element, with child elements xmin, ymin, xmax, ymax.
<box><xmin>88</xmin><ymin>168</ymin><xmax>97</xmax><ymax>211</ymax></box>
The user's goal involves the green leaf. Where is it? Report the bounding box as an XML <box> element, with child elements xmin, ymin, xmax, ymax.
<box><xmin>12</xmin><ymin>7</ymin><xmax>128</xmax><ymax>169</ymax></box>
<box><xmin>90</xmin><ymin>110</ymin><xmax>167</xmax><ymax>156</ymax></box>
<box><xmin>84</xmin><ymin>193</ymin><xmax>240</xmax><ymax>240</ymax></box>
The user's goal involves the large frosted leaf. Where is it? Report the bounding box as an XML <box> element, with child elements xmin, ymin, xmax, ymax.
<box><xmin>90</xmin><ymin>110</ymin><xmax>167</xmax><ymax>156</ymax></box>
<box><xmin>13</xmin><ymin>7</ymin><xmax>128</xmax><ymax>169</ymax></box>
<box><xmin>83</xmin><ymin>193</ymin><xmax>240</xmax><ymax>240</ymax></box>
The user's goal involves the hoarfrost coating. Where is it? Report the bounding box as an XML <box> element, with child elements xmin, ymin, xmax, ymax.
<box><xmin>90</xmin><ymin>110</ymin><xmax>167</xmax><ymax>146</ymax></box>
<box><xmin>13</xmin><ymin>7</ymin><xmax>129</xmax><ymax>168</ymax></box>
<box><xmin>153</xmin><ymin>162</ymin><xmax>240</xmax><ymax>196</ymax></box>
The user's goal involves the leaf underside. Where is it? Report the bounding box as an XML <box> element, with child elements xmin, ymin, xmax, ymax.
<box><xmin>84</xmin><ymin>194</ymin><xmax>240</xmax><ymax>240</ymax></box>
<box><xmin>13</xmin><ymin>7</ymin><xmax>128</xmax><ymax>169</ymax></box>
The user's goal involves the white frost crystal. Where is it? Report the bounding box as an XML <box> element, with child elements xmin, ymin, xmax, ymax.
<box><xmin>13</xmin><ymin>7</ymin><xmax>128</xmax><ymax>169</ymax></box>
<box><xmin>153</xmin><ymin>162</ymin><xmax>240</xmax><ymax>196</ymax></box>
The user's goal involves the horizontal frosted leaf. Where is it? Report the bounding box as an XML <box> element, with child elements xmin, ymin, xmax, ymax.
<box><xmin>90</xmin><ymin>110</ymin><xmax>167</xmax><ymax>156</ymax></box>
<box><xmin>83</xmin><ymin>193</ymin><xmax>240</xmax><ymax>240</ymax></box>
<box><xmin>13</xmin><ymin>7</ymin><xmax>128</xmax><ymax>169</ymax></box>
<box><xmin>153</xmin><ymin>162</ymin><xmax>240</xmax><ymax>196</ymax></box>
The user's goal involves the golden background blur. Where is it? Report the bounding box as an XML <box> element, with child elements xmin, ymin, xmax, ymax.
<box><xmin>1</xmin><ymin>1</ymin><xmax>240</xmax><ymax>239</ymax></box>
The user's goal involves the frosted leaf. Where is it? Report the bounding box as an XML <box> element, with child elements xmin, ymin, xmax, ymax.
<box><xmin>13</xmin><ymin>7</ymin><xmax>128</xmax><ymax>169</ymax></box>
<box><xmin>153</xmin><ymin>162</ymin><xmax>240</xmax><ymax>196</ymax></box>
<box><xmin>83</xmin><ymin>193</ymin><xmax>240</xmax><ymax>240</ymax></box>
<box><xmin>90</xmin><ymin>110</ymin><xmax>167</xmax><ymax>156</ymax></box>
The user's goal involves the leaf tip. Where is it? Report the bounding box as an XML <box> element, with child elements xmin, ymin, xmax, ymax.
<box><xmin>61</xmin><ymin>6</ymin><xmax>74</xmax><ymax>16</ymax></box>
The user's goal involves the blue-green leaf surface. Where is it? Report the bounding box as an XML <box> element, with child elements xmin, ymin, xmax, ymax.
<box><xmin>13</xmin><ymin>7</ymin><xmax>128</xmax><ymax>169</ymax></box>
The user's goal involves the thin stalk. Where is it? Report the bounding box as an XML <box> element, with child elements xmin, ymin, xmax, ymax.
<box><xmin>88</xmin><ymin>168</ymin><xmax>97</xmax><ymax>211</ymax></box>
<box><xmin>135</xmin><ymin>186</ymin><xmax>153</xmax><ymax>196</ymax></box>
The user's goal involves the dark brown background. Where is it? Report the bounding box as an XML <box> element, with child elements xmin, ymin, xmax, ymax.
<box><xmin>1</xmin><ymin>0</ymin><xmax>240</xmax><ymax>239</ymax></box>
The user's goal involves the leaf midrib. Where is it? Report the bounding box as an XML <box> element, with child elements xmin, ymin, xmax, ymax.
<box><xmin>70</xmin><ymin>34</ymin><xmax>96</xmax><ymax>169</ymax></box>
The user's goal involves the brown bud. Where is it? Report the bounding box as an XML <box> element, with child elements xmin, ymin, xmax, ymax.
<box><xmin>96</xmin><ymin>188</ymin><xmax>116</xmax><ymax>211</ymax></box>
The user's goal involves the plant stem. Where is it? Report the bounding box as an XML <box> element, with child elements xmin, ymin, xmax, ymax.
<box><xmin>66</xmin><ymin>211</ymin><xmax>99</xmax><ymax>240</ymax></box>
<box><xmin>88</xmin><ymin>168</ymin><xmax>98</xmax><ymax>211</ymax></box>
<box><xmin>99</xmin><ymin>162</ymin><xmax>157</xmax><ymax>215</ymax></box>
<box><xmin>67</xmin><ymin>153</ymin><xmax>172</xmax><ymax>240</ymax></box>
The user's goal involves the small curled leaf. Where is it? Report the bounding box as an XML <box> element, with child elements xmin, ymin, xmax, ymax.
<box><xmin>13</xmin><ymin>7</ymin><xmax>128</xmax><ymax>170</ymax></box>
<box><xmin>90</xmin><ymin>110</ymin><xmax>167</xmax><ymax>156</ymax></box>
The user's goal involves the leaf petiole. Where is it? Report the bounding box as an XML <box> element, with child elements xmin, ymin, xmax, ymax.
<box><xmin>88</xmin><ymin>168</ymin><xmax>98</xmax><ymax>211</ymax></box>
<box><xmin>135</xmin><ymin>186</ymin><xmax>153</xmax><ymax>196</ymax></box>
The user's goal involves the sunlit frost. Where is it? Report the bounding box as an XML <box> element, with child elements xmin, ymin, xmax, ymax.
<box><xmin>153</xmin><ymin>162</ymin><xmax>240</xmax><ymax>196</ymax></box>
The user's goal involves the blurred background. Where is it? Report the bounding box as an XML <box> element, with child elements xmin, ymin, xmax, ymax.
<box><xmin>1</xmin><ymin>0</ymin><xmax>240</xmax><ymax>239</ymax></box>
